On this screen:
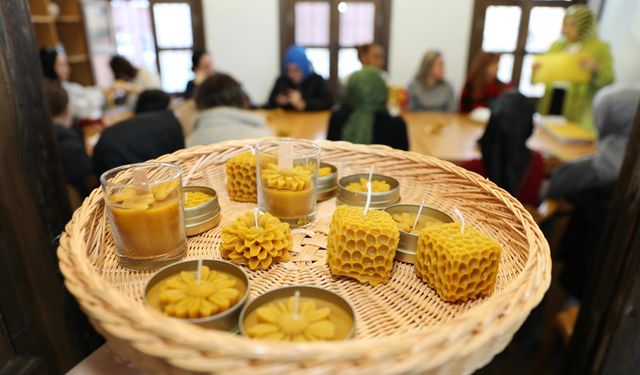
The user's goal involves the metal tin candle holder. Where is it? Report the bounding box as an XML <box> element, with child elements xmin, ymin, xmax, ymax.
<box><xmin>337</xmin><ymin>173</ymin><xmax>400</xmax><ymax>209</ymax></box>
<box><xmin>183</xmin><ymin>186</ymin><xmax>221</xmax><ymax>236</ymax></box>
<box><xmin>317</xmin><ymin>162</ymin><xmax>338</xmax><ymax>202</ymax></box>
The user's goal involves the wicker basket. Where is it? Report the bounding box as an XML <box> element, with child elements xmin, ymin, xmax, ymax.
<box><xmin>58</xmin><ymin>139</ymin><xmax>550</xmax><ymax>375</ymax></box>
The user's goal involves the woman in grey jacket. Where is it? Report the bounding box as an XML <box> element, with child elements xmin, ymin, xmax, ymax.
<box><xmin>407</xmin><ymin>50</ymin><xmax>456</xmax><ymax>112</ymax></box>
<box><xmin>186</xmin><ymin>74</ymin><xmax>271</xmax><ymax>147</ymax></box>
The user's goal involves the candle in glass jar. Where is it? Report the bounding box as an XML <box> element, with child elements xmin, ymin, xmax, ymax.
<box><xmin>327</xmin><ymin>205</ymin><xmax>399</xmax><ymax>285</ymax></box>
<box><xmin>226</xmin><ymin>151</ymin><xmax>258</xmax><ymax>203</ymax></box>
<box><xmin>415</xmin><ymin>223</ymin><xmax>501</xmax><ymax>303</ymax></box>
<box><xmin>260</xmin><ymin>164</ymin><xmax>314</xmax><ymax>219</ymax></box>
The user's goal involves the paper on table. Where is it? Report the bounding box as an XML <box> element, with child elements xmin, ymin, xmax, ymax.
<box><xmin>541</xmin><ymin>122</ymin><xmax>596</xmax><ymax>144</ymax></box>
<box><xmin>532</xmin><ymin>53</ymin><xmax>592</xmax><ymax>84</ymax></box>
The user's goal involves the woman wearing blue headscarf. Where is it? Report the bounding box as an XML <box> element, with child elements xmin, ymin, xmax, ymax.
<box><xmin>267</xmin><ymin>45</ymin><xmax>333</xmax><ymax>111</ymax></box>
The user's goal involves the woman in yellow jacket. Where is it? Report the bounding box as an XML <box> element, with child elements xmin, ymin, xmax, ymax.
<box><xmin>537</xmin><ymin>5</ymin><xmax>614</xmax><ymax>133</ymax></box>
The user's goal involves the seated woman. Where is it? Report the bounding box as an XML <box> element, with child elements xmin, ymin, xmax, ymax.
<box><xmin>134</xmin><ymin>90</ymin><xmax>172</xmax><ymax>114</ymax></box>
<box><xmin>186</xmin><ymin>74</ymin><xmax>270</xmax><ymax>147</ymax></box>
<box><xmin>461</xmin><ymin>90</ymin><xmax>544</xmax><ymax>207</ymax></box>
<box><xmin>537</xmin><ymin>5</ymin><xmax>614</xmax><ymax>132</ymax></box>
<box><xmin>109</xmin><ymin>55</ymin><xmax>161</xmax><ymax>109</ymax></box>
<box><xmin>327</xmin><ymin>67</ymin><xmax>408</xmax><ymax>150</ymax></box>
<box><xmin>184</xmin><ymin>49</ymin><xmax>215</xmax><ymax>99</ymax></box>
<box><xmin>267</xmin><ymin>45</ymin><xmax>332</xmax><ymax>111</ymax></box>
<box><xmin>408</xmin><ymin>50</ymin><xmax>456</xmax><ymax>112</ymax></box>
<box><xmin>40</xmin><ymin>46</ymin><xmax>105</xmax><ymax>119</ymax></box>
<box><xmin>43</xmin><ymin>80</ymin><xmax>95</xmax><ymax>198</ymax></box>
<box><xmin>357</xmin><ymin>42</ymin><xmax>386</xmax><ymax>71</ymax></box>
<box><xmin>543</xmin><ymin>85</ymin><xmax>640</xmax><ymax>200</ymax></box>
<box><xmin>459</xmin><ymin>51</ymin><xmax>511</xmax><ymax>113</ymax></box>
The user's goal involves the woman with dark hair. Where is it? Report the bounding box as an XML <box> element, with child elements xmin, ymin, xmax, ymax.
<box><xmin>461</xmin><ymin>90</ymin><xmax>544</xmax><ymax>207</ymax></box>
<box><xmin>134</xmin><ymin>90</ymin><xmax>171</xmax><ymax>114</ymax></box>
<box><xmin>39</xmin><ymin>46</ymin><xmax>105</xmax><ymax>119</ymax></box>
<box><xmin>109</xmin><ymin>55</ymin><xmax>161</xmax><ymax>108</ymax></box>
<box><xmin>267</xmin><ymin>45</ymin><xmax>332</xmax><ymax>111</ymax></box>
<box><xmin>184</xmin><ymin>49</ymin><xmax>215</xmax><ymax>99</ymax></box>
<box><xmin>408</xmin><ymin>50</ymin><xmax>456</xmax><ymax>112</ymax></box>
<box><xmin>186</xmin><ymin>74</ymin><xmax>270</xmax><ymax>146</ymax></box>
<box><xmin>327</xmin><ymin>67</ymin><xmax>408</xmax><ymax>150</ymax></box>
<box><xmin>357</xmin><ymin>43</ymin><xmax>385</xmax><ymax>70</ymax></box>
<box><xmin>459</xmin><ymin>51</ymin><xmax>511</xmax><ymax>113</ymax></box>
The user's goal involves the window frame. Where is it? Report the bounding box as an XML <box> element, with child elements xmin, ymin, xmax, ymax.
<box><xmin>279</xmin><ymin>0</ymin><xmax>392</xmax><ymax>96</ymax></box>
<box><xmin>467</xmin><ymin>0</ymin><xmax>586</xmax><ymax>97</ymax></box>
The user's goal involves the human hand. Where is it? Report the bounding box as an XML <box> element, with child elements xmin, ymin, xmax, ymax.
<box><xmin>532</xmin><ymin>62</ymin><xmax>541</xmax><ymax>72</ymax></box>
<box><xmin>288</xmin><ymin>90</ymin><xmax>305</xmax><ymax>111</ymax></box>
<box><xmin>275</xmin><ymin>93</ymin><xmax>289</xmax><ymax>106</ymax></box>
<box><xmin>580</xmin><ymin>58</ymin><xmax>599</xmax><ymax>73</ymax></box>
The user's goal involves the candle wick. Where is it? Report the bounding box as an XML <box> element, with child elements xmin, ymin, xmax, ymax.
<box><xmin>245</xmin><ymin>144</ymin><xmax>255</xmax><ymax>155</ymax></box>
<box><xmin>196</xmin><ymin>258</ymin><xmax>203</xmax><ymax>284</ymax></box>
<box><xmin>363</xmin><ymin>181</ymin><xmax>373</xmax><ymax>216</ymax></box>
<box><xmin>278</xmin><ymin>141</ymin><xmax>294</xmax><ymax>169</ymax></box>
<box><xmin>293</xmin><ymin>290</ymin><xmax>301</xmax><ymax>321</ymax></box>
<box><xmin>454</xmin><ymin>206</ymin><xmax>465</xmax><ymax>234</ymax></box>
<box><xmin>254</xmin><ymin>207</ymin><xmax>260</xmax><ymax>228</ymax></box>
<box><xmin>412</xmin><ymin>199</ymin><xmax>426</xmax><ymax>232</ymax></box>
<box><xmin>131</xmin><ymin>168</ymin><xmax>149</xmax><ymax>194</ymax></box>
<box><xmin>367</xmin><ymin>166</ymin><xmax>374</xmax><ymax>184</ymax></box>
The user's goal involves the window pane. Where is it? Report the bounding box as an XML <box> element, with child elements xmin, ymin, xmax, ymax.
<box><xmin>306</xmin><ymin>47</ymin><xmax>330</xmax><ymax>79</ymax></box>
<box><xmin>110</xmin><ymin>0</ymin><xmax>157</xmax><ymax>74</ymax></box>
<box><xmin>339</xmin><ymin>2</ymin><xmax>375</xmax><ymax>46</ymax></box>
<box><xmin>497</xmin><ymin>53</ymin><xmax>514</xmax><ymax>84</ymax></box>
<box><xmin>526</xmin><ymin>7</ymin><xmax>565</xmax><ymax>53</ymax></box>
<box><xmin>338</xmin><ymin>48</ymin><xmax>362</xmax><ymax>79</ymax></box>
<box><xmin>153</xmin><ymin>3</ymin><xmax>193</xmax><ymax>48</ymax></box>
<box><xmin>482</xmin><ymin>6</ymin><xmax>521</xmax><ymax>52</ymax></box>
<box><xmin>295</xmin><ymin>2</ymin><xmax>330</xmax><ymax>46</ymax></box>
<box><xmin>519</xmin><ymin>54</ymin><xmax>545</xmax><ymax>97</ymax></box>
<box><xmin>159</xmin><ymin>49</ymin><xmax>192</xmax><ymax>93</ymax></box>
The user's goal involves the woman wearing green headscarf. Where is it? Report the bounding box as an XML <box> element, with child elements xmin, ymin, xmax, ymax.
<box><xmin>327</xmin><ymin>67</ymin><xmax>409</xmax><ymax>150</ymax></box>
<box><xmin>537</xmin><ymin>5</ymin><xmax>614</xmax><ymax>133</ymax></box>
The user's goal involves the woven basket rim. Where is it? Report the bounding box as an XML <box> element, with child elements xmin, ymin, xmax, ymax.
<box><xmin>58</xmin><ymin>139</ymin><xmax>551</xmax><ymax>372</ymax></box>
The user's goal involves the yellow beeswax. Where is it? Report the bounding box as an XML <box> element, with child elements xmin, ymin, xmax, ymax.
<box><xmin>108</xmin><ymin>181</ymin><xmax>185</xmax><ymax>259</ymax></box>
<box><xmin>226</xmin><ymin>152</ymin><xmax>257</xmax><ymax>203</ymax></box>
<box><xmin>392</xmin><ymin>212</ymin><xmax>443</xmax><ymax>235</ymax></box>
<box><xmin>220</xmin><ymin>211</ymin><xmax>292</xmax><ymax>270</ymax></box>
<box><xmin>345</xmin><ymin>178</ymin><xmax>390</xmax><ymax>193</ymax></box>
<box><xmin>183</xmin><ymin>191</ymin><xmax>213</xmax><ymax>208</ymax></box>
<box><xmin>415</xmin><ymin>223</ymin><xmax>501</xmax><ymax>303</ymax></box>
<box><xmin>327</xmin><ymin>205</ymin><xmax>399</xmax><ymax>285</ymax></box>
<box><xmin>146</xmin><ymin>266</ymin><xmax>245</xmax><ymax>319</ymax></box>
<box><xmin>319</xmin><ymin>166</ymin><xmax>333</xmax><ymax>177</ymax></box>
<box><xmin>243</xmin><ymin>296</ymin><xmax>353</xmax><ymax>342</ymax></box>
<box><xmin>261</xmin><ymin>164</ymin><xmax>314</xmax><ymax>219</ymax></box>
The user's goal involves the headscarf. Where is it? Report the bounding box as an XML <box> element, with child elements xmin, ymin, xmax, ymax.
<box><xmin>39</xmin><ymin>47</ymin><xmax>60</xmax><ymax>81</ymax></box>
<box><xmin>479</xmin><ymin>89</ymin><xmax>535</xmax><ymax>196</ymax></box>
<box><xmin>341</xmin><ymin>67</ymin><xmax>388</xmax><ymax>144</ymax></box>
<box><xmin>544</xmin><ymin>85</ymin><xmax>640</xmax><ymax>199</ymax></box>
<box><xmin>283</xmin><ymin>45</ymin><xmax>312</xmax><ymax>81</ymax></box>
<box><xmin>565</xmin><ymin>5</ymin><xmax>597</xmax><ymax>41</ymax></box>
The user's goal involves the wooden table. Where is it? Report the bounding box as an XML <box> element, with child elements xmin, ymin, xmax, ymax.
<box><xmin>261</xmin><ymin>110</ymin><xmax>596</xmax><ymax>164</ymax></box>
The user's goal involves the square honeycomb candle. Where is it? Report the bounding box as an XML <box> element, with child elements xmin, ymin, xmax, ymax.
<box><xmin>327</xmin><ymin>205</ymin><xmax>399</xmax><ymax>286</ymax></box>
<box><xmin>226</xmin><ymin>151</ymin><xmax>257</xmax><ymax>202</ymax></box>
<box><xmin>415</xmin><ymin>223</ymin><xmax>501</xmax><ymax>303</ymax></box>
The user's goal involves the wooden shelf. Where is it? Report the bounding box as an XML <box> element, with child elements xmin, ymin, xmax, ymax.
<box><xmin>32</xmin><ymin>15</ymin><xmax>55</xmax><ymax>23</ymax></box>
<box><xmin>67</xmin><ymin>54</ymin><xmax>88</xmax><ymax>63</ymax></box>
<box><xmin>56</xmin><ymin>15</ymin><xmax>82</xmax><ymax>23</ymax></box>
<box><xmin>29</xmin><ymin>0</ymin><xmax>50</xmax><ymax>17</ymax></box>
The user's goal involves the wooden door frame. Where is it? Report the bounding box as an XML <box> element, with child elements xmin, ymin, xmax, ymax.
<box><xmin>1</xmin><ymin>0</ymin><xmax>89</xmax><ymax>373</ymax></box>
<box><xmin>563</xmin><ymin>103</ymin><xmax>640</xmax><ymax>373</ymax></box>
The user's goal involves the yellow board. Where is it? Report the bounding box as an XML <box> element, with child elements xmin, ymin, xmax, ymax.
<box><xmin>533</xmin><ymin>53</ymin><xmax>592</xmax><ymax>84</ymax></box>
<box><xmin>541</xmin><ymin>122</ymin><xmax>596</xmax><ymax>143</ymax></box>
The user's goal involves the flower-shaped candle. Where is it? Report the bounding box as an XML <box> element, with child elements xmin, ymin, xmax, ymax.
<box><xmin>226</xmin><ymin>151</ymin><xmax>258</xmax><ymax>203</ymax></box>
<box><xmin>415</xmin><ymin>223</ymin><xmax>501</xmax><ymax>302</ymax></box>
<box><xmin>327</xmin><ymin>205</ymin><xmax>400</xmax><ymax>285</ymax></box>
<box><xmin>220</xmin><ymin>211</ymin><xmax>292</xmax><ymax>270</ymax></box>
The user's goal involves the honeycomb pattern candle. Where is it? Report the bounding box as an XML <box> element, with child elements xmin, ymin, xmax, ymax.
<box><xmin>220</xmin><ymin>210</ymin><xmax>292</xmax><ymax>270</ymax></box>
<box><xmin>415</xmin><ymin>222</ymin><xmax>501</xmax><ymax>302</ymax></box>
<box><xmin>327</xmin><ymin>205</ymin><xmax>400</xmax><ymax>285</ymax></box>
<box><xmin>226</xmin><ymin>151</ymin><xmax>257</xmax><ymax>202</ymax></box>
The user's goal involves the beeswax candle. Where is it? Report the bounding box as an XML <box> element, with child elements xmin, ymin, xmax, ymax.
<box><xmin>345</xmin><ymin>178</ymin><xmax>390</xmax><ymax>193</ymax></box>
<box><xmin>226</xmin><ymin>151</ymin><xmax>258</xmax><ymax>202</ymax></box>
<box><xmin>392</xmin><ymin>212</ymin><xmax>443</xmax><ymax>235</ymax></box>
<box><xmin>221</xmin><ymin>211</ymin><xmax>292</xmax><ymax>270</ymax></box>
<box><xmin>327</xmin><ymin>205</ymin><xmax>399</xmax><ymax>285</ymax></box>
<box><xmin>184</xmin><ymin>190</ymin><xmax>213</xmax><ymax>208</ymax></box>
<box><xmin>145</xmin><ymin>265</ymin><xmax>245</xmax><ymax>319</ymax></box>
<box><xmin>415</xmin><ymin>223</ymin><xmax>501</xmax><ymax>302</ymax></box>
<box><xmin>260</xmin><ymin>164</ymin><xmax>314</xmax><ymax>219</ymax></box>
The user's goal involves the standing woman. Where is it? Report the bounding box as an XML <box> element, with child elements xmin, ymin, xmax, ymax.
<box><xmin>408</xmin><ymin>50</ymin><xmax>456</xmax><ymax>112</ymax></box>
<box><xmin>537</xmin><ymin>5</ymin><xmax>614</xmax><ymax>132</ymax></box>
<box><xmin>459</xmin><ymin>51</ymin><xmax>511</xmax><ymax>113</ymax></box>
<box><xmin>184</xmin><ymin>49</ymin><xmax>215</xmax><ymax>99</ymax></box>
<box><xmin>267</xmin><ymin>45</ymin><xmax>333</xmax><ymax>111</ymax></box>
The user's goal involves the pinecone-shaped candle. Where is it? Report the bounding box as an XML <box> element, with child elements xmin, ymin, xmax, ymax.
<box><xmin>415</xmin><ymin>223</ymin><xmax>501</xmax><ymax>303</ymax></box>
<box><xmin>221</xmin><ymin>211</ymin><xmax>292</xmax><ymax>270</ymax></box>
<box><xmin>327</xmin><ymin>205</ymin><xmax>399</xmax><ymax>285</ymax></box>
<box><xmin>226</xmin><ymin>151</ymin><xmax>257</xmax><ymax>202</ymax></box>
